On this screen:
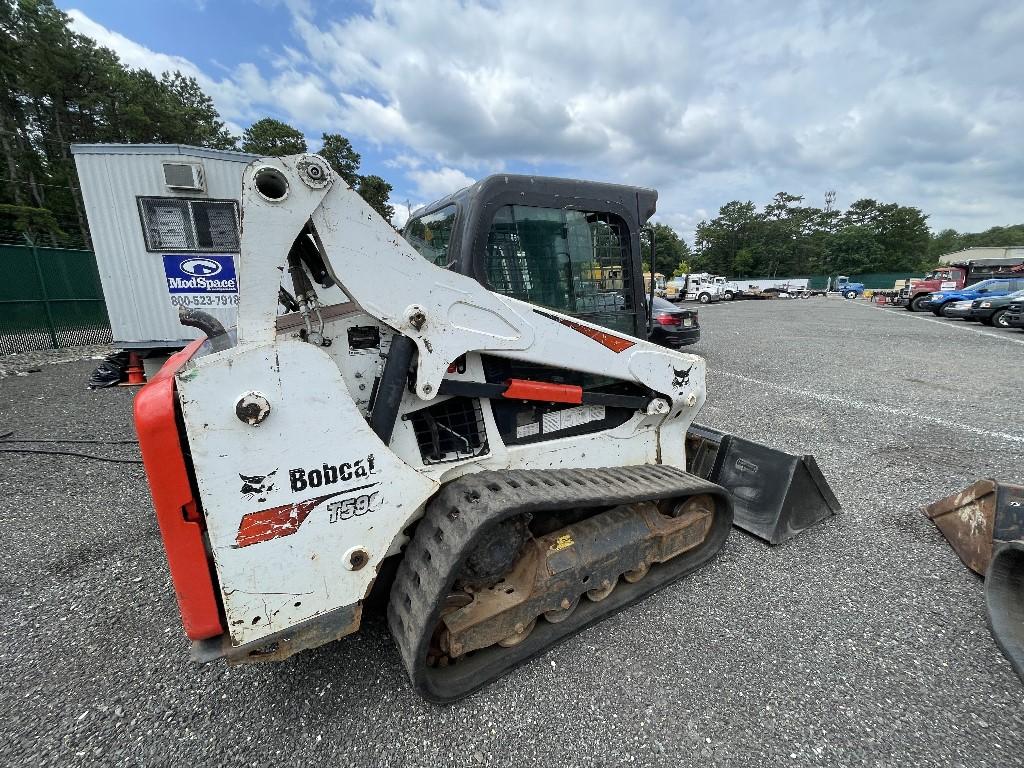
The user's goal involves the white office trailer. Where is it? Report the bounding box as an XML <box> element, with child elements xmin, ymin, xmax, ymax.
<box><xmin>71</xmin><ymin>143</ymin><xmax>257</xmax><ymax>350</ymax></box>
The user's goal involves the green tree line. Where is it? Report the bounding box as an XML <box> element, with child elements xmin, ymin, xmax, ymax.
<box><xmin>693</xmin><ymin>193</ymin><xmax>933</xmax><ymax>278</ymax></box>
<box><xmin>0</xmin><ymin>0</ymin><xmax>394</xmax><ymax>249</ymax></box>
<box><xmin>692</xmin><ymin>193</ymin><xmax>1022</xmax><ymax>280</ymax></box>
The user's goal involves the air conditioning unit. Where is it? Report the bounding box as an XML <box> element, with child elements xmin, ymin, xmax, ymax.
<box><xmin>162</xmin><ymin>162</ymin><xmax>205</xmax><ymax>191</ymax></box>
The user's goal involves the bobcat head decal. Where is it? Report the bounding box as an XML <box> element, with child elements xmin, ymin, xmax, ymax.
<box><xmin>671</xmin><ymin>364</ymin><xmax>692</xmax><ymax>389</ymax></box>
<box><xmin>239</xmin><ymin>469</ymin><xmax>278</xmax><ymax>503</ymax></box>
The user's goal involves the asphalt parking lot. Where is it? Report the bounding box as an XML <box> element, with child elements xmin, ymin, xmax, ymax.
<box><xmin>2</xmin><ymin>298</ymin><xmax>1023</xmax><ymax>767</ymax></box>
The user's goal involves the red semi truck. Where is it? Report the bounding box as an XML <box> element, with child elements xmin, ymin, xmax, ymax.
<box><xmin>903</xmin><ymin>257</ymin><xmax>1024</xmax><ymax>312</ymax></box>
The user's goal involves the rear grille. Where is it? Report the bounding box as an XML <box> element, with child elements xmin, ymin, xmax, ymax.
<box><xmin>405</xmin><ymin>396</ymin><xmax>488</xmax><ymax>464</ymax></box>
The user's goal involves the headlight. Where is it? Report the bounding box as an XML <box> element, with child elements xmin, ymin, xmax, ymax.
<box><xmin>980</xmin><ymin>302</ymin><xmax>992</xmax><ymax>308</ymax></box>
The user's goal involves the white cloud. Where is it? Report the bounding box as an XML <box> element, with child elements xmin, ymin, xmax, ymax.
<box><xmin>406</xmin><ymin>167</ymin><xmax>475</xmax><ymax>201</ymax></box>
<box><xmin>388</xmin><ymin>199</ymin><xmax>428</xmax><ymax>230</ymax></box>
<box><xmin>68</xmin><ymin>1</ymin><xmax>1024</xmax><ymax>240</ymax></box>
<box><xmin>65</xmin><ymin>8</ymin><xmax>343</xmax><ymax>140</ymax></box>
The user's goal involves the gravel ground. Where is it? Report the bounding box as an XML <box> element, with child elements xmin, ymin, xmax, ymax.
<box><xmin>2</xmin><ymin>298</ymin><xmax>1022</xmax><ymax>767</ymax></box>
<box><xmin>0</xmin><ymin>344</ymin><xmax>113</xmax><ymax>379</ymax></box>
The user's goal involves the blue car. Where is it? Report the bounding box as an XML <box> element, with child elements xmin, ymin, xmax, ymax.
<box><xmin>928</xmin><ymin>277</ymin><xmax>1024</xmax><ymax>317</ymax></box>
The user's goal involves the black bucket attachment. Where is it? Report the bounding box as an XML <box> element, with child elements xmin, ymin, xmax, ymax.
<box><xmin>924</xmin><ymin>479</ymin><xmax>1024</xmax><ymax>682</ymax></box>
<box><xmin>686</xmin><ymin>424</ymin><xmax>841</xmax><ymax>545</ymax></box>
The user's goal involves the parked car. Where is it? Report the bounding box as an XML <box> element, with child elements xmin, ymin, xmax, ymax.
<box><xmin>967</xmin><ymin>289</ymin><xmax>1024</xmax><ymax>327</ymax></box>
<box><xmin>1005</xmin><ymin>299</ymin><xmax>1024</xmax><ymax>330</ymax></box>
<box><xmin>649</xmin><ymin>296</ymin><xmax>699</xmax><ymax>347</ymax></box>
<box><xmin>941</xmin><ymin>300</ymin><xmax>976</xmax><ymax>320</ymax></box>
<box><xmin>927</xmin><ymin>277</ymin><xmax>1024</xmax><ymax>317</ymax></box>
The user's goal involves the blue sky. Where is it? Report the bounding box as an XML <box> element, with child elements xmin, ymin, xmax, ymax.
<box><xmin>60</xmin><ymin>1</ymin><xmax>1024</xmax><ymax>236</ymax></box>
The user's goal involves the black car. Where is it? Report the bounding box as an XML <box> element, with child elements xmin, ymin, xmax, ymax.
<box><xmin>649</xmin><ymin>296</ymin><xmax>699</xmax><ymax>347</ymax></box>
<box><xmin>967</xmin><ymin>288</ymin><xmax>1024</xmax><ymax>327</ymax></box>
<box><xmin>1005</xmin><ymin>300</ymin><xmax>1024</xmax><ymax>330</ymax></box>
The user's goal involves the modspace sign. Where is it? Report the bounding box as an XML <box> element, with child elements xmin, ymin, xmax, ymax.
<box><xmin>162</xmin><ymin>254</ymin><xmax>238</xmax><ymax>308</ymax></box>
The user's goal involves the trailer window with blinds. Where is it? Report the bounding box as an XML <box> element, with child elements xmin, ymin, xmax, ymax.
<box><xmin>484</xmin><ymin>205</ymin><xmax>635</xmax><ymax>335</ymax></box>
<box><xmin>137</xmin><ymin>197</ymin><xmax>240</xmax><ymax>252</ymax></box>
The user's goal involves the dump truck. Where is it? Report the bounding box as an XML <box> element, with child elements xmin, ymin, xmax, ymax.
<box><xmin>135</xmin><ymin>157</ymin><xmax>838</xmax><ymax>703</ymax></box>
<box><xmin>903</xmin><ymin>258</ymin><xmax>1024</xmax><ymax>312</ymax></box>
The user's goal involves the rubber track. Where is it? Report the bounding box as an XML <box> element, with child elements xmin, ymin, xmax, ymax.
<box><xmin>388</xmin><ymin>465</ymin><xmax>733</xmax><ymax>703</ymax></box>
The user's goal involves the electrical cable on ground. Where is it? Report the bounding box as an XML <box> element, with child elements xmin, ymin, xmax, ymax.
<box><xmin>0</xmin><ymin>437</ymin><xmax>139</xmax><ymax>444</ymax></box>
<box><xmin>0</xmin><ymin>430</ymin><xmax>139</xmax><ymax>444</ymax></box>
<box><xmin>0</xmin><ymin>447</ymin><xmax>143</xmax><ymax>464</ymax></box>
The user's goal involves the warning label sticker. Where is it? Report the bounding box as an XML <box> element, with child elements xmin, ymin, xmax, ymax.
<box><xmin>541</xmin><ymin>405</ymin><xmax>606</xmax><ymax>434</ymax></box>
<box><xmin>515</xmin><ymin>421</ymin><xmax>541</xmax><ymax>439</ymax></box>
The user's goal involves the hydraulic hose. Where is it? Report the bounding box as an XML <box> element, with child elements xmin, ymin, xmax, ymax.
<box><xmin>178</xmin><ymin>308</ymin><xmax>231</xmax><ymax>352</ymax></box>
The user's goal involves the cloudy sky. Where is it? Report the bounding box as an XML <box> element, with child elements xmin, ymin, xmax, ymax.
<box><xmin>60</xmin><ymin>0</ymin><xmax>1022</xmax><ymax>236</ymax></box>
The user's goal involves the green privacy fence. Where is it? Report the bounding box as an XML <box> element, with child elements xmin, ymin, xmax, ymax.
<box><xmin>0</xmin><ymin>242</ymin><xmax>112</xmax><ymax>354</ymax></box>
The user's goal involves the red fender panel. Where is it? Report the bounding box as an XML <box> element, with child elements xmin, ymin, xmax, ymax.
<box><xmin>134</xmin><ymin>338</ymin><xmax>224</xmax><ymax>640</ymax></box>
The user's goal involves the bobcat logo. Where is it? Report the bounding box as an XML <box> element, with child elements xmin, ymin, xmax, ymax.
<box><xmin>671</xmin><ymin>365</ymin><xmax>692</xmax><ymax>389</ymax></box>
<box><xmin>239</xmin><ymin>469</ymin><xmax>278</xmax><ymax>503</ymax></box>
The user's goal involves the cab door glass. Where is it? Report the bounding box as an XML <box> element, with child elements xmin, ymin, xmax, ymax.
<box><xmin>484</xmin><ymin>204</ymin><xmax>636</xmax><ymax>335</ymax></box>
<box><xmin>404</xmin><ymin>204</ymin><xmax>457</xmax><ymax>267</ymax></box>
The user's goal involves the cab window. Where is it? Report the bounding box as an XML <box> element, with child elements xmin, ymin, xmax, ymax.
<box><xmin>404</xmin><ymin>205</ymin><xmax>457</xmax><ymax>267</ymax></box>
<box><xmin>484</xmin><ymin>204</ymin><xmax>636</xmax><ymax>335</ymax></box>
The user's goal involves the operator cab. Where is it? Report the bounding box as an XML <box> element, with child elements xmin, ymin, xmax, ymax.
<box><xmin>403</xmin><ymin>174</ymin><xmax>657</xmax><ymax>339</ymax></box>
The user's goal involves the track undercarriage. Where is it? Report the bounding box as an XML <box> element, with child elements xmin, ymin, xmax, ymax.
<box><xmin>389</xmin><ymin>465</ymin><xmax>732</xmax><ymax>702</ymax></box>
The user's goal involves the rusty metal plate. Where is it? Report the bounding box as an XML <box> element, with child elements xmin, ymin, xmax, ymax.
<box><xmin>923</xmin><ymin>479</ymin><xmax>998</xmax><ymax>575</ymax></box>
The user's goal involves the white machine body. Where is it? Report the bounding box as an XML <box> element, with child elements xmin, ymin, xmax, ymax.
<box><xmin>172</xmin><ymin>155</ymin><xmax>707</xmax><ymax>649</ymax></box>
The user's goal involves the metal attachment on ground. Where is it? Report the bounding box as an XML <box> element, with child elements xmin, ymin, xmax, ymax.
<box><xmin>924</xmin><ymin>479</ymin><xmax>1024</xmax><ymax>683</ymax></box>
<box><xmin>685</xmin><ymin>423</ymin><xmax>841</xmax><ymax>545</ymax></box>
<box><xmin>345</xmin><ymin>547</ymin><xmax>370</xmax><ymax>571</ymax></box>
<box><xmin>234</xmin><ymin>391</ymin><xmax>271</xmax><ymax>426</ymax></box>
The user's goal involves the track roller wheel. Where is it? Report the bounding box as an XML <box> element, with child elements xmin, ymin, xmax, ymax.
<box><xmin>497</xmin><ymin>618</ymin><xmax>537</xmax><ymax>647</ymax></box>
<box><xmin>623</xmin><ymin>563</ymin><xmax>650</xmax><ymax>583</ymax></box>
<box><xmin>543</xmin><ymin>596</ymin><xmax>580</xmax><ymax>624</ymax></box>
<box><xmin>586</xmin><ymin>578</ymin><xmax>617</xmax><ymax>602</ymax></box>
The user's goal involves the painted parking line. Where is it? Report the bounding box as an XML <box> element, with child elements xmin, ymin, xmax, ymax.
<box><xmin>847</xmin><ymin>300</ymin><xmax>1024</xmax><ymax>346</ymax></box>
<box><xmin>714</xmin><ymin>369</ymin><xmax>1024</xmax><ymax>445</ymax></box>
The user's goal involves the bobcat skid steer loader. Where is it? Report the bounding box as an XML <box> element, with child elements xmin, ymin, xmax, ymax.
<box><xmin>135</xmin><ymin>155</ymin><xmax>836</xmax><ymax>703</ymax></box>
